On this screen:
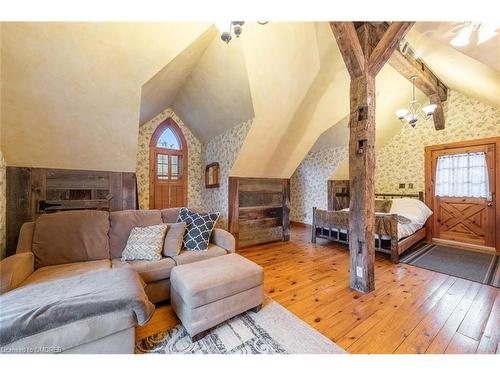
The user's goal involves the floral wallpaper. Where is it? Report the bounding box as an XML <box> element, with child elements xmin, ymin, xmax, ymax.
<box><xmin>289</xmin><ymin>90</ymin><xmax>499</xmax><ymax>225</ymax></box>
<box><xmin>290</xmin><ymin>146</ymin><xmax>348</xmax><ymax>224</ymax></box>
<box><xmin>0</xmin><ymin>151</ymin><xmax>6</xmax><ymax>260</ymax></box>
<box><xmin>136</xmin><ymin>108</ymin><xmax>203</xmax><ymax>210</ymax></box>
<box><xmin>375</xmin><ymin>90</ymin><xmax>500</xmax><ymax>194</ymax></box>
<box><xmin>203</xmin><ymin>120</ymin><xmax>252</xmax><ymax>228</ymax></box>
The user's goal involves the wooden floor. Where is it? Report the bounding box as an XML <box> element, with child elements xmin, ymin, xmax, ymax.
<box><xmin>136</xmin><ymin>225</ymin><xmax>500</xmax><ymax>354</ymax></box>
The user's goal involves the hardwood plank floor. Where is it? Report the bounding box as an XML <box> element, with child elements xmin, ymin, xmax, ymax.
<box><xmin>136</xmin><ymin>225</ymin><xmax>499</xmax><ymax>354</ymax></box>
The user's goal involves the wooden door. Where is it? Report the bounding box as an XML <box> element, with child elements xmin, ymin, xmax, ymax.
<box><xmin>429</xmin><ymin>142</ymin><xmax>496</xmax><ymax>250</ymax></box>
<box><xmin>149</xmin><ymin>119</ymin><xmax>188</xmax><ymax>209</ymax></box>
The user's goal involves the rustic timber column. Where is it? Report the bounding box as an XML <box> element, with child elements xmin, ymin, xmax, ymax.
<box><xmin>348</xmin><ymin>73</ymin><xmax>376</xmax><ymax>292</ymax></box>
<box><xmin>331</xmin><ymin>22</ymin><xmax>414</xmax><ymax>293</ymax></box>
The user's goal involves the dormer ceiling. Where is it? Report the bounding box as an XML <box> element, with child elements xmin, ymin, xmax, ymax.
<box><xmin>1</xmin><ymin>21</ymin><xmax>498</xmax><ymax>177</ymax></box>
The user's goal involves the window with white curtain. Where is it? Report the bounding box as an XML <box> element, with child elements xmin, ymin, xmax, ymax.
<box><xmin>435</xmin><ymin>152</ymin><xmax>490</xmax><ymax>198</ymax></box>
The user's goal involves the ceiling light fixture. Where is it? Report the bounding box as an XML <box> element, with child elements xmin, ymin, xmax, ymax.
<box><xmin>450</xmin><ymin>22</ymin><xmax>499</xmax><ymax>47</ymax></box>
<box><xmin>395</xmin><ymin>76</ymin><xmax>436</xmax><ymax>128</ymax></box>
<box><xmin>215</xmin><ymin>21</ymin><xmax>245</xmax><ymax>43</ymax></box>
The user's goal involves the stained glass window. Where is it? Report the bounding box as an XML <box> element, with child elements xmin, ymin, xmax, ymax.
<box><xmin>156</xmin><ymin>127</ymin><xmax>181</xmax><ymax>149</ymax></box>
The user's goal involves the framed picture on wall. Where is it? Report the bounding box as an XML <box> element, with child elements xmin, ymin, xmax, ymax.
<box><xmin>205</xmin><ymin>162</ymin><xmax>220</xmax><ymax>188</ymax></box>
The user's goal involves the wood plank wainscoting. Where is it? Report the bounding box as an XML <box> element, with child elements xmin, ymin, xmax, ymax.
<box><xmin>228</xmin><ymin>177</ymin><xmax>290</xmax><ymax>250</ymax></box>
<box><xmin>6</xmin><ymin>167</ymin><xmax>137</xmax><ymax>256</ymax></box>
<box><xmin>137</xmin><ymin>224</ymin><xmax>499</xmax><ymax>354</ymax></box>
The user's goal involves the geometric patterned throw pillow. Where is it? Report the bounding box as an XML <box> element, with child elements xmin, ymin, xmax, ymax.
<box><xmin>121</xmin><ymin>224</ymin><xmax>168</xmax><ymax>261</ymax></box>
<box><xmin>176</xmin><ymin>207</ymin><xmax>220</xmax><ymax>251</ymax></box>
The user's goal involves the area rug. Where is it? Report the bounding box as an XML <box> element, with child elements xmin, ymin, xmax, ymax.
<box><xmin>136</xmin><ymin>299</ymin><xmax>345</xmax><ymax>354</ymax></box>
<box><xmin>401</xmin><ymin>243</ymin><xmax>500</xmax><ymax>287</ymax></box>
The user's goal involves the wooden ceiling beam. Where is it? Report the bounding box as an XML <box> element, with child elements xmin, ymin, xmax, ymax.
<box><xmin>388</xmin><ymin>46</ymin><xmax>448</xmax><ymax>102</ymax></box>
<box><xmin>329</xmin><ymin>22</ymin><xmax>365</xmax><ymax>79</ymax></box>
<box><xmin>369</xmin><ymin>22</ymin><xmax>415</xmax><ymax>75</ymax></box>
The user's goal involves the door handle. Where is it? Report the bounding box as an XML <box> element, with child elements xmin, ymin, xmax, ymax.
<box><xmin>487</xmin><ymin>202</ymin><xmax>493</xmax><ymax>207</ymax></box>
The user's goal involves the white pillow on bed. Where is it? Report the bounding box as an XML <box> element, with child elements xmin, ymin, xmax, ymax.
<box><xmin>389</xmin><ymin>198</ymin><xmax>433</xmax><ymax>226</ymax></box>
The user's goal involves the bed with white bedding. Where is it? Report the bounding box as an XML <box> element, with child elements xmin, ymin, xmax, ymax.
<box><xmin>311</xmin><ymin>194</ymin><xmax>433</xmax><ymax>263</ymax></box>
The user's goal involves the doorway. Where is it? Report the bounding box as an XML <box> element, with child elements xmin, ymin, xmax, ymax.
<box><xmin>149</xmin><ymin>118</ymin><xmax>188</xmax><ymax>209</ymax></box>
<box><xmin>425</xmin><ymin>137</ymin><xmax>499</xmax><ymax>254</ymax></box>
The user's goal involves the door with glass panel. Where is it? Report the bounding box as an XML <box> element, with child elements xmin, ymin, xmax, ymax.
<box><xmin>429</xmin><ymin>143</ymin><xmax>496</xmax><ymax>249</ymax></box>
<box><xmin>149</xmin><ymin>120</ymin><xmax>188</xmax><ymax>209</ymax></box>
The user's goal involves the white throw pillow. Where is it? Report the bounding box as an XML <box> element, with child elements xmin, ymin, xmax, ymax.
<box><xmin>121</xmin><ymin>224</ymin><xmax>168</xmax><ymax>261</ymax></box>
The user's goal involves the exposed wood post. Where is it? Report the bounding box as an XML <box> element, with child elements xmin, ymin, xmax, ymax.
<box><xmin>429</xmin><ymin>93</ymin><xmax>445</xmax><ymax>130</ymax></box>
<box><xmin>348</xmin><ymin>72</ymin><xmax>376</xmax><ymax>292</ymax></box>
<box><xmin>282</xmin><ymin>179</ymin><xmax>291</xmax><ymax>241</ymax></box>
<box><xmin>331</xmin><ymin>22</ymin><xmax>413</xmax><ymax>293</ymax></box>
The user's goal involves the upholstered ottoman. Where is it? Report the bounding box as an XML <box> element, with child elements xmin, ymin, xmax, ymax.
<box><xmin>170</xmin><ymin>253</ymin><xmax>264</xmax><ymax>341</ymax></box>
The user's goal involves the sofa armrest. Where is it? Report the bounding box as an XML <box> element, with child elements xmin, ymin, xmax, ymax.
<box><xmin>16</xmin><ymin>222</ymin><xmax>35</xmax><ymax>254</ymax></box>
<box><xmin>211</xmin><ymin>228</ymin><xmax>236</xmax><ymax>253</ymax></box>
<box><xmin>0</xmin><ymin>252</ymin><xmax>35</xmax><ymax>294</ymax></box>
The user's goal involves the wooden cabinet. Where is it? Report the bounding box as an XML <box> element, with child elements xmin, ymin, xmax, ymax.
<box><xmin>228</xmin><ymin>177</ymin><xmax>290</xmax><ymax>249</ymax></box>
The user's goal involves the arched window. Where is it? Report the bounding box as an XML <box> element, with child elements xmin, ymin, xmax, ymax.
<box><xmin>149</xmin><ymin>119</ymin><xmax>188</xmax><ymax>208</ymax></box>
<box><xmin>156</xmin><ymin>127</ymin><xmax>181</xmax><ymax>150</ymax></box>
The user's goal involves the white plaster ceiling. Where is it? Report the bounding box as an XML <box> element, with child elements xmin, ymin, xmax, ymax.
<box><xmin>413</xmin><ymin>22</ymin><xmax>499</xmax><ymax>71</ymax></box>
<box><xmin>171</xmin><ymin>31</ymin><xmax>254</xmax><ymax>141</ymax></box>
<box><xmin>2</xmin><ymin>21</ymin><xmax>498</xmax><ymax>179</ymax></box>
<box><xmin>139</xmin><ymin>26</ymin><xmax>217</xmax><ymax>126</ymax></box>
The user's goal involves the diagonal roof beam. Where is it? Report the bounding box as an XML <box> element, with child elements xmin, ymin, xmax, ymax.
<box><xmin>330</xmin><ymin>22</ymin><xmax>365</xmax><ymax>79</ymax></box>
<box><xmin>369</xmin><ymin>22</ymin><xmax>415</xmax><ymax>75</ymax></box>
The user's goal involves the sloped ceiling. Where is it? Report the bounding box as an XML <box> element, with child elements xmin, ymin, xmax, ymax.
<box><xmin>1</xmin><ymin>21</ymin><xmax>497</xmax><ymax>180</ymax></box>
<box><xmin>1</xmin><ymin>22</ymin><xmax>211</xmax><ymax>171</ymax></box>
<box><xmin>231</xmin><ymin>22</ymin><xmax>321</xmax><ymax>177</ymax></box>
<box><xmin>413</xmin><ymin>22</ymin><xmax>499</xmax><ymax>71</ymax></box>
<box><xmin>172</xmin><ymin>30</ymin><xmax>254</xmax><ymax>141</ymax></box>
<box><xmin>139</xmin><ymin>26</ymin><xmax>217</xmax><ymax>125</ymax></box>
<box><xmin>405</xmin><ymin>27</ymin><xmax>500</xmax><ymax>109</ymax></box>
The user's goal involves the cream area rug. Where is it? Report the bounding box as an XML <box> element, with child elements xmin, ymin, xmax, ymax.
<box><xmin>136</xmin><ymin>299</ymin><xmax>345</xmax><ymax>354</ymax></box>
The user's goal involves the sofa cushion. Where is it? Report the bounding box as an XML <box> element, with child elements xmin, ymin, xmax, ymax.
<box><xmin>32</xmin><ymin>211</ymin><xmax>110</xmax><ymax>269</ymax></box>
<box><xmin>112</xmin><ymin>258</ymin><xmax>176</xmax><ymax>283</ymax></box>
<box><xmin>160</xmin><ymin>207</ymin><xmax>204</xmax><ymax>224</ymax></box>
<box><xmin>121</xmin><ymin>224</ymin><xmax>167</xmax><ymax>261</ymax></box>
<box><xmin>109</xmin><ymin>210</ymin><xmax>163</xmax><ymax>259</ymax></box>
<box><xmin>177</xmin><ymin>208</ymin><xmax>220</xmax><ymax>251</ymax></box>
<box><xmin>172</xmin><ymin>244</ymin><xmax>227</xmax><ymax>266</ymax></box>
<box><xmin>170</xmin><ymin>253</ymin><xmax>264</xmax><ymax>308</ymax></box>
<box><xmin>21</xmin><ymin>259</ymin><xmax>111</xmax><ymax>287</ymax></box>
<box><xmin>160</xmin><ymin>208</ymin><xmax>181</xmax><ymax>224</ymax></box>
<box><xmin>163</xmin><ymin>222</ymin><xmax>186</xmax><ymax>257</ymax></box>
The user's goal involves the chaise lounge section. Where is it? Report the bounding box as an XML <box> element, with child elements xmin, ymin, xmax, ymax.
<box><xmin>0</xmin><ymin>207</ymin><xmax>236</xmax><ymax>353</ymax></box>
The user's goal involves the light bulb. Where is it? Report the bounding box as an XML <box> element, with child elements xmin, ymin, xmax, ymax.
<box><xmin>451</xmin><ymin>26</ymin><xmax>473</xmax><ymax>46</ymax></box>
<box><xmin>395</xmin><ymin>109</ymin><xmax>409</xmax><ymax>120</ymax></box>
<box><xmin>477</xmin><ymin>24</ymin><xmax>498</xmax><ymax>44</ymax></box>
<box><xmin>422</xmin><ymin>104</ymin><xmax>437</xmax><ymax>116</ymax></box>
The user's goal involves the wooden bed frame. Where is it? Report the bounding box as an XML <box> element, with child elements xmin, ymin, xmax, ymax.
<box><xmin>312</xmin><ymin>192</ymin><xmax>427</xmax><ymax>263</ymax></box>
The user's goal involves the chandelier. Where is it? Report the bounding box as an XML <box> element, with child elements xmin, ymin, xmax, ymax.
<box><xmin>215</xmin><ymin>21</ymin><xmax>245</xmax><ymax>43</ymax></box>
<box><xmin>395</xmin><ymin>76</ymin><xmax>437</xmax><ymax>128</ymax></box>
<box><xmin>215</xmin><ymin>21</ymin><xmax>268</xmax><ymax>43</ymax></box>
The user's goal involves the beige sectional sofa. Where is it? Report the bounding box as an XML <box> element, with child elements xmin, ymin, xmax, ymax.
<box><xmin>0</xmin><ymin>207</ymin><xmax>235</xmax><ymax>353</ymax></box>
